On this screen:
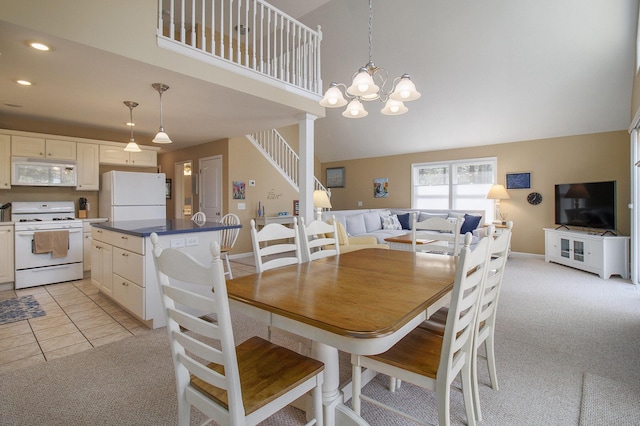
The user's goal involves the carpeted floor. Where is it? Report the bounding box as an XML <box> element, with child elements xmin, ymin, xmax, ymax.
<box><xmin>580</xmin><ymin>373</ymin><xmax>640</xmax><ymax>426</ymax></box>
<box><xmin>0</xmin><ymin>256</ymin><xmax>639</xmax><ymax>425</ymax></box>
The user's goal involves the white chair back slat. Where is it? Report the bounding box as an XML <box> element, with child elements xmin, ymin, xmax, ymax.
<box><xmin>411</xmin><ymin>212</ymin><xmax>463</xmax><ymax>256</ymax></box>
<box><xmin>250</xmin><ymin>218</ymin><xmax>302</xmax><ymax>273</ymax></box>
<box><xmin>299</xmin><ymin>216</ymin><xmax>339</xmax><ymax>262</ymax></box>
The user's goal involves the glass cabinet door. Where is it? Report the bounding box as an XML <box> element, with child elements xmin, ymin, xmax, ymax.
<box><xmin>573</xmin><ymin>240</ymin><xmax>585</xmax><ymax>262</ymax></box>
<box><xmin>560</xmin><ymin>238</ymin><xmax>571</xmax><ymax>258</ymax></box>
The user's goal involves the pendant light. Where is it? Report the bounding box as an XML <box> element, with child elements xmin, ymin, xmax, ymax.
<box><xmin>319</xmin><ymin>0</ymin><xmax>421</xmax><ymax>118</ymax></box>
<box><xmin>123</xmin><ymin>101</ymin><xmax>141</xmax><ymax>152</ymax></box>
<box><xmin>151</xmin><ymin>83</ymin><xmax>172</xmax><ymax>144</ymax></box>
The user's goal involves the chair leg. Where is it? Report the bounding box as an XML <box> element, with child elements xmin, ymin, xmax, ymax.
<box><xmin>222</xmin><ymin>252</ymin><xmax>233</xmax><ymax>280</ymax></box>
<box><xmin>471</xmin><ymin>346</ymin><xmax>483</xmax><ymax>422</ymax></box>
<box><xmin>461</xmin><ymin>366</ymin><xmax>477</xmax><ymax>426</ymax></box>
<box><xmin>351</xmin><ymin>359</ymin><xmax>362</xmax><ymax>415</ymax></box>
<box><xmin>313</xmin><ymin>379</ymin><xmax>324</xmax><ymax>426</ymax></box>
<box><xmin>486</xmin><ymin>332</ymin><xmax>499</xmax><ymax>391</ymax></box>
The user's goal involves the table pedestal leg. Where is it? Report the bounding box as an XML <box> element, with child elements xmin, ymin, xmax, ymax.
<box><xmin>312</xmin><ymin>340</ymin><xmax>341</xmax><ymax>426</ymax></box>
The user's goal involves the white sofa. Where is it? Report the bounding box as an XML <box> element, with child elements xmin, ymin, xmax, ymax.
<box><xmin>321</xmin><ymin>208</ymin><xmax>487</xmax><ymax>246</ymax></box>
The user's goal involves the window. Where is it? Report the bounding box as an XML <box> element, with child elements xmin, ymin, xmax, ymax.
<box><xmin>412</xmin><ymin>157</ymin><xmax>497</xmax><ymax>222</ymax></box>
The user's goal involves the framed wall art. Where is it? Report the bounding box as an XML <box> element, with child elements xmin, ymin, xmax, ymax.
<box><xmin>232</xmin><ymin>181</ymin><xmax>246</xmax><ymax>199</ymax></box>
<box><xmin>326</xmin><ymin>167</ymin><xmax>345</xmax><ymax>188</ymax></box>
<box><xmin>506</xmin><ymin>172</ymin><xmax>531</xmax><ymax>190</ymax></box>
<box><xmin>373</xmin><ymin>178</ymin><xmax>388</xmax><ymax>198</ymax></box>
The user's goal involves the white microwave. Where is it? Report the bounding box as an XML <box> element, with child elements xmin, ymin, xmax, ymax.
<box><xmin>11</xmin><ymin>156</ymin><xmax>77</xmax><ymax>187</ymax></box>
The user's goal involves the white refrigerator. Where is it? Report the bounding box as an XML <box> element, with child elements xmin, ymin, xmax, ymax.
<box><xmin>99</xmin><ymin>171</ymin><xmax>167</xmax><ymax>221</ymax></box>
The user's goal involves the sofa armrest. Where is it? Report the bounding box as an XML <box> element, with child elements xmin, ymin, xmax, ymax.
<box><xmin>348</xmin><ymin>236</ymin><xmax>380</xmax><ymax>245</ymax></box>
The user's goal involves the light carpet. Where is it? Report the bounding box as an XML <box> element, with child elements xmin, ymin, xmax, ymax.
<box><xmin>0</xmin><ymin>295</ymin><xmax>46</xmax><ymax>325</ymax></box>
<box><xmin>580</xmin><ymin>372</ymin><xmax>640</xmax><ymax>426</ymax></box>
<box><xmin>1</xmin><ymin>257</ymin><xmax>639</xmax><ymax>425</ymax></box>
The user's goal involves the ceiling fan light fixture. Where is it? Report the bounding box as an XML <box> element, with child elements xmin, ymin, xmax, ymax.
<box><xmin>151</xmin><ymin>83</ymin><xmax>172</xmax><ymax>144</ymax></box>
<box><xmin>123</xmin><ymin>101</ymin><xmax>142</xmax><ymax>152</ymax></box>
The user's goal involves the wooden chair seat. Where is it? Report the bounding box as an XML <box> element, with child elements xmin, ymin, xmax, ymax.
<box><xmin>191</xmin><ymin>336</ymin><xmax>324</xmax><ymax>415</ymax></box>
<box><xmin>367</xmin><ymin>327</ymin><xmax>443</xmax><ymax>380</ymax></box>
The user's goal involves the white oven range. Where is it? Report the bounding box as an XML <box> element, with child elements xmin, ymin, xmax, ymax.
<box><xmin>12</xmin><ymin>201</ymin><xmax>83</xmax><ymax>289</ymax></box>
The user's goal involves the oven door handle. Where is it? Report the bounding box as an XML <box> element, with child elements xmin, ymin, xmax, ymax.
<box><xmin>16</xmin><ymin>229</ymin><xmax>82</xmax><ymax>237</ymax></box>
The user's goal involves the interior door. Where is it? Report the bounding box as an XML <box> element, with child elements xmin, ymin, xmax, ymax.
<box><xmin>199</xmin><ymin>156</ymin><xmax>222</xmax><ymax>221</ymax></box>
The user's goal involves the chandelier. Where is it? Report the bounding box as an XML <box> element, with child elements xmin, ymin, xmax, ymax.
<box><xmin>319</xmin><ymin>0</ymin><xmax>421</xmax><ymax>118</ymax></box>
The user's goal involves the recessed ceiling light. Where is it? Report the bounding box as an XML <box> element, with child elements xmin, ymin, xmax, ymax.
<box><xmin>126</xmin><ymin>122</ymin><xmax>135</xmax><ymax>127</ymax></box>
<box><xmin>16</xmin><ymin>80</ymin><xmax>32</xmax><ymax>86</ymax></box>
<box><xmin>29</xmin><ymin>42</ymin><xmax>50</xmax><ymax>51</ymax></box>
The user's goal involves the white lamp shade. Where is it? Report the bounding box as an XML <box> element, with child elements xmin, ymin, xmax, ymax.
<box><xmin>486</xmin><ymin>184</ymin><xmax>510</xmax><ymax>200</ymax></box>
<box><xmin>390</xmin><ymin>75</ymin><xmax>421</xmax><ymax>102</ymax></box>
<box><xmin>381</xmin><ymin>99</ymin><xmax>408</xmax><ymax>116</ymax></box>
<box><xmin>313</xmin><ymin>190</ymin><xmax>332</xmax><ymax>208</ymax></box>
<box><xmin>124</xmin><ymin>141</ymin><xmax>142</xmax><ymax>152</ymax></box>
<box><xmin>342</xmin><ymin>99</ymin><xmax>368</xmax><ymax>118</ymax></box>
<box><xmin>347</xmin><ymin>71</ymin><xmax>379</xmax><ymax>97</ymax></box>
<box><xmin>153</xmin><ymin>131</ymin><xmax>172</xmax><ymax>144</ymax></box>
<box><xmin>320</xmin><ymin>85</ymin><xmax>348</xmax><ymax>108</ymax></box>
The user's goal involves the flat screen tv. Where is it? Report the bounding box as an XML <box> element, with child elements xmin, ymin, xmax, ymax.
<box><xmin>554</xmin><ymin>180</ymin><xmax>616</xmax><ymax>230</ymax></box>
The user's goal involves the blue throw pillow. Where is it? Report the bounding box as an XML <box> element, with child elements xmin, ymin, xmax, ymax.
<box><xmin>397</xmin><ymin>213</ymin><xmax>411</xmax><ymax>230</ymax></box>
<box><xmin>460</xmin><ymin>214</ymin><xmax>482</xmax><ymax>234</ymax></box>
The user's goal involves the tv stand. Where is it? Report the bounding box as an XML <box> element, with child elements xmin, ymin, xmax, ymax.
<box><xmin>544</xmin><ymin>228</ymin><xmax>629</xmax><ymax>279</ymax></box>
<box><xmin>554</xmin><ymin>224</ymin><xmax>570</xmax><ymax>231</ymax></box>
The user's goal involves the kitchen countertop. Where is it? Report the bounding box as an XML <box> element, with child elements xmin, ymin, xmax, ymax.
<box><xmin>91</xmin><ymin>219</ymin><xmax>241</xmax><ymax>237</ymax></box>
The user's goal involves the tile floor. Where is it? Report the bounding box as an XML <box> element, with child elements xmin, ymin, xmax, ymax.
<box><xmin>0</xmin><ymin>258</ymin><xmax>257</xmax><ymax>375</ymax></box>
<box><xmin>0</xmin><ymin>278</ymin><xmax>152</xmax><ymax>375</ymax></box>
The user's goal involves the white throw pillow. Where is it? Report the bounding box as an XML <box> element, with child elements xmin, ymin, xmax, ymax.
<box><xmin>381</xmin><ymin>214</ymin><xmax>402</xmax><ymax>230</ymax></box>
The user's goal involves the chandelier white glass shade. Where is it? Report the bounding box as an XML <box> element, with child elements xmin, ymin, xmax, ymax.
<box><xmin>151</xmin><ymin>83</ymin><xmax>172</xmax><ymax>144</ymax></box>
<box><xmin>123</xmin><ymin>101</ymin><xmax>142</xmax><ymax>152</ymax></box>
<box><xmin>319</xmin><ymin>0</ymin><xmax>421</xmax><ymax>118</ymax></box>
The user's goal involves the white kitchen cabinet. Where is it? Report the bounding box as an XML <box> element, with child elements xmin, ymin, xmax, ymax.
<box><xmin>99</xmin><ymin>145</ymin><xmax>157</xmax><ymax>167</ymax></box>
<box><xmin>544</xmin><ymin>228</ymin><xmax>629</xmax><ymax>279</ymax></box>
<box><xmin>0</xmin><ymin>134</ymin><xmax>10</xmax><ymax>189</ymax></box>
<box><xmin>83</xmin><ymin>219</ymin><xmax>107</xmax><ymax>274</ymax></box>
<box><xmin>91</xmin><ymin>238</ymin><xmax>113</xmax><ymax>296</ymax></box>
<box><xmin>76</xmin><ymin>143</ymin><xmax>100</xmax><ymax>191</ymax></box>
<box><xmin>11</xmin><ymin>135</ymin><xmax>76</xmax><ymax>160</ymax></box>
<box><xmin>0</xmin><ymin>224</ymin><xmax>14</xmax><ymax>284</ymax></box>
<box><xmin>90</xmin><ymin>224</ymin><xmax>222</xmax><ymax>328</ymax></box>
<box><xmin>91</xmin><ymin>227</ymin><xmax>146</xmax><ymax>321</ymax></box>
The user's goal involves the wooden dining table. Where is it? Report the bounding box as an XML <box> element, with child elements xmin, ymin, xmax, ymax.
<box><xmin>226</xmin><ymin>248</ymin><xmax>456</xmax><ymax>426</ymax></box>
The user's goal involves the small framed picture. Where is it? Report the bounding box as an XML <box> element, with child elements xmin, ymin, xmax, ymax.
<box><xmin>165</xmin><ymin>178</ymin><xmax>172</xmax><ymax>199</ymax></box>
<box><xmin>506</xmin><ymin>172</ymin><xmax>531</xmax><ymax>190</ymax></box>
<box><xmin>326</xmin><ymin>167</ymin><xmax>345</xmax><ymax>188</ymax></box>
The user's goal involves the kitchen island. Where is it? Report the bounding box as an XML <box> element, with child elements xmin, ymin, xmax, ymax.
<box><xmin>91</xmin><ymin>219</ymin><xmax>241</xmax><ymax>328</ymax></box>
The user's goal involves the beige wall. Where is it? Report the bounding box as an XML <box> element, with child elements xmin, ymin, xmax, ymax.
<box><xmin>158</xmin><ymin>132</ymin><xmax>306</xmax><ymax>255</ymax></box>
<box><xmin>321</xmin><ymin>131</ymin><xmax>630</xmax><ymax>255</ymax></box>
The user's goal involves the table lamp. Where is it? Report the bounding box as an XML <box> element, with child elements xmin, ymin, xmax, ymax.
<box><xmin>313</xmin><ymin>190</ymin><xmax>332</xmax><ymax>221</ymax></box>
<box><xmin>486</xmin><ymin>184</ymin><xmax>510</xmax><ymax>224</ymax></box>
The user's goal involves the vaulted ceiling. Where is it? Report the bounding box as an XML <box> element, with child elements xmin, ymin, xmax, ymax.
<box><xmin>1</xmin><ymin>0</ymin><xmax>637</xmax><ymax>163</ymax></box>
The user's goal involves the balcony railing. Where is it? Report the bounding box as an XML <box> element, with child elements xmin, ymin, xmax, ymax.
<box><xmin>157</xmin><ymin>0</ymin><xmax>323</xmax><ymax>95</ymax></box>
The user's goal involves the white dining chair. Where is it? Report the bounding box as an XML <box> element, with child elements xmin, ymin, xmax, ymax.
<box><xmin>411</xmin><ymin>212</ymin><xmax>463</xmax><ymax>256</ymax></box>
<box><xmin>470</xmin><ymin>221</ymin><xmax>512</xmax><ymax>421</ymax></box>
<box><xmin>299</xmin><ymin>216</ymin><xmax>339</xmax><ymax>262</ymax></box>
<box><xmin>219</xmin><ymin>213</ymin><xmax>240</xmax><ymax>279</ymax></box>
<box><xmin>351</xmin><ymin>233</ymin><xmax>492</xmax><ymax>426</ymax></box>
<box><xmin>250</xmin><ymin>218</ymin><xmax>302</xmax><ymax>273</ymax></box>
<box><xmin>150</xmin><ymin>233</ymin><xmax>324</xmax><ymax>426</ymax></box>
